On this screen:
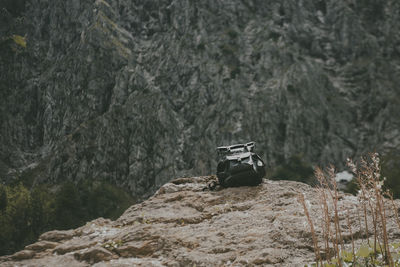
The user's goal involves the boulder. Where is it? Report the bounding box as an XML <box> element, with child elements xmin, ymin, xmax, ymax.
<box><xmin>2</xmin><ymin>177</ymin><xmax>400</xmax><ymax>266</ymax></box>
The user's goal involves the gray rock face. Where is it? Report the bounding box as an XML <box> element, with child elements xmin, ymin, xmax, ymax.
<box><xmin>1</xmin><ymin>0</ymin><xmax>400</xmax><ymax>198</ymax></box>
<box><xmin>1</xmin><ymin>177</ymin><xmax>399</xmax><ymax>266</ymax></box>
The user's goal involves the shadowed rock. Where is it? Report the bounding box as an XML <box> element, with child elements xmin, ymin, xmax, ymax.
<box><xmin>74</xmin><ymin>247</ymin><xmax>114</xmax><ymax>264</ymax></box>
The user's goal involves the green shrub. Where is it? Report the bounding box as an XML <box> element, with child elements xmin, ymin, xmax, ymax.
<box><xmin>270</xmin><ymin>154</ymin><xmax>314</xmax><ymax>184</ymax></box>
<box><xmin>87</xmin><ymin>182</ymin><xmax>134</xmax><ymax>220</ymax></box>
<box><xmin>0</xmin><ymin>184</ymin><xmax>7</xmax><ymax>212</ymax></box>
<box><xmin>29</xmin><ymin>185</ymin><xmax>55</xmax><ymax>235</ymax></box>
<box><xmin>305</xmin><ymin>242</ymin><xmax>400</xmax><ymax>266</ymax></box>
<box><xmin>0</xmin><ymin>183</ymin><xmax>32</xmax><ymax>255</ymax></box>
<box><xmin>54</xmin><ymin>181</ymin><xmax>86</xmax><ymax>229</ymax></box>
<box><xmin>0</xmin><ymin>180</ymin><xmax>135</xmax><ymax>256</ymax></box>
<box><xmin>381</xmin><ymin>152</ymin><xmax>400</xmax><ymax>199</ymax></box>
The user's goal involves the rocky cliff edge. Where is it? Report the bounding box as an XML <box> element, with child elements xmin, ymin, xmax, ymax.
<box><xmin>1</xmin><ymin>177</ymin><xmax>400</xmax><ymax>266</ymax></box>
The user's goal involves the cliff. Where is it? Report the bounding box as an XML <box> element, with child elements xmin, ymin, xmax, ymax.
<box><xmin>1</xmin><ymin>0</ymin><xmax>400</xmax><ymax>198</ymax></box>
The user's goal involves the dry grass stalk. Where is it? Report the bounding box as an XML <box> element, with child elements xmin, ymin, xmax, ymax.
<box><xmin>317</xmin><ymin>195</ymin><xmax>328</xmax><ymax>260</ymax></box>
<box><xmin>345</xmin><ymin>207</ymin><xmax>355</xmax><ymax>258</ymax></box>
<box><xmin>356</xmin><ymin>205</ymin><xmax>364</xmax><ymax>243</ymax></box>
<box><xmin>347</xmin><ymin>158</ymin><xmax>370</xmax><ymax>245</ymax></box>
<box><xmin>348</xmin><ymin>153</ymin><xmax>394</xmax><ymax>267</ymax></box>
<box><xmin>362</xmin><ymin>157</ymin><xmax>379</xmax><ymax>252</ymax></box>
<box><xmin>327</xmin><ymin>166</ymin><xmax>344</xmax><ymax>255</ymax></box>
<box><xmin>315</xmin><ymin>167</ymin><xmax>331</xmax><ymax>261</ymax></box>
<box><xmin>314</xmin><ymin>167</ymin><xmax>343</xmax><ymax>266</ymax></box>
<box><xmin>298</xmin><ymin>193</ymin><xmax>321</xmax><ymax>265</ymax></box>
<box><xmin>302</xmin><ymin>153</ymin><xmax>395</xmax><ymax>266</ymax></box>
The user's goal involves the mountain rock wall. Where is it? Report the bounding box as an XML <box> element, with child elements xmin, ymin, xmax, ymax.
<box><xmin>1</xmin><ymin>0</ymin><xmax>400</xmax><ymax>198</ymax></box>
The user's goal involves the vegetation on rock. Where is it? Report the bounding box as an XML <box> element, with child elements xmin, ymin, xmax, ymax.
<box><xmin>301</xmin><ymin>153</ymin><xmax>400</xmax><ymax>266</ymax></box>
<box><xmin>0</xmin><ymin>180</ymin><xmax>135</xmax><ymax>256</ymax></box>
<box><xmin>269</xmin><ymin>154</ymin><xmax>315</xmax><ymax>184</ymax></box>
<box><xmin>11</xmin><ymin>35</ymin><xmax>26</xmax><ymax>48</ymax></box>
<box><xmin>344</xmin><ymin>151</ymin><xmax>400</xmax><ymax>199</ymax></box>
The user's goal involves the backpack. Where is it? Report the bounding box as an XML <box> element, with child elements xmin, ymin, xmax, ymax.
<box><xmin>216</xmin><ymin>142</ymin><xmax>266</xmax><ymax>187</ymax></box>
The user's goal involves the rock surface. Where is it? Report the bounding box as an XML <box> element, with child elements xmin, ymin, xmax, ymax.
<box><xmin>1</xmin><ymin>177</ymin><xmax>399</xmax><ymax>266</ymax></box>
<box><xmin>1</xmin><ymin>0</ymin><xmax>400</xmax><ymax>199</ymax></box>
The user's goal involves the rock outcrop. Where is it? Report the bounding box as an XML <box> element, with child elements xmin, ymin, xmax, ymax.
<box><xmin>1</xmin><ymin>177</ymin><xmax>399</xmax><ymax>266</ymax></box>
<box><xmin>1</xmin><ymin>0</ymin><xmax>400</xmax><ymax>199</ymax></box>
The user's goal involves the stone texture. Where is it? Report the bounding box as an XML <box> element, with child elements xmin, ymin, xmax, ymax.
<box><xmin>10</xmin><ymin>250</ymin><xmax>35</xmax><ymax>261</ymax></box>
<box><xmin>1</xmin><ymin>255</ymin><xmax>88</xmax><ymax>267</ymax></box>
<box><xmin>1</xmin><ymin>0</ymin><xmax>400</xmax><ymax>200</ymax></box>
<box><xmin>74</xmin><ymin>247</ymin><xmax>114</xmax><ymax>264</ymax></box>
<box><xmin>25</xmin><ymin>241</ymin><xmax>59</xmax><ymax>252</ymax></box>
<box><xmin>39</xmin><ymin>230</ymin><xmax>75</xmax><ymax>242</ymax></box>
<box><xmin>2</xmin><ymin>177</ymin><xmax>400</xmax><ymax>266</ymax></box>
<box><xmin>53</xmin><ymin>240</ymin><xmax>98</xmax><ymax>255</ymax></box>
<box><xmin>115</xmin><ymin>240</ymin><xmax>160</xmax><ymax>257</ymax></box>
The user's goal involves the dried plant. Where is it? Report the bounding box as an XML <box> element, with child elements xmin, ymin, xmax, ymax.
<box><xmin>302</xmin><ymin>153</ymin><xmax>398</xmax><ymax>267</ymax></box>
<box><xmin>349</xmin><ymin>153</ymin><xmax>393</xmax><ymax>266</ymax></box>
<box><xmin>298</xmin><ymin>193</ymin><xmax>321</xmax><ymax>265</ymax></box>
<box><xmin>314</xmin><ymin>166</ymin><xmax>343</xmax><ymax>266</ymax></box>
<box><xmin>345</xmin><ymin>207</ymin><xmax>355</xmax><ymax>259</ymax></box>
<box><xmin>315</xmin><ymin>167</ymin><xmax>332</xmax><ymax>261</ymax></box>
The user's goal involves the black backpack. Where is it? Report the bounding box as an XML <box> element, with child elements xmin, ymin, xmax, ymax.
<box><xmin>216</xmin><ymin>142</ymin><xmax>266</xmax><ymax>187</ymax></box>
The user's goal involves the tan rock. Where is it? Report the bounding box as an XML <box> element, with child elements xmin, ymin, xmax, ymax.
<box><xmin>74</xmin><ymin>247</ymin><xmax>114</xmax><ymax>264</ymax></box>
<box><xmin>3</xmin><ymin>177</ymin><xmax>400</xmax><ymax>266</ymax></box>
<box><xmin>39</xmin><ymin>230</ymin><xmax>75</xmax><ymax>242</ymax></box>
<box><xmin>11</xmin><ymin>250</ymin><xmax>35</xmax><ymax>260</ymax></box>
<box><xmin>54</xmin><ymin>240</ymin><xmax>98</xmax><ymax>255</ymax></box>
<box><xmin>25</xmin><ymin>241</ymin><xmax>59</xmax><ymax>252</ymax></box>
<box><xmin>115</xmin><ymin>240</ymin><xmax>160</xmax><ymax>257</ymax></box>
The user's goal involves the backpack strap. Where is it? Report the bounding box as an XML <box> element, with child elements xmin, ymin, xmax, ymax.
<box><xmin>202</xmin><ymin>180</ymin><xmax>220</xmax><ymax>191</ymax></box>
